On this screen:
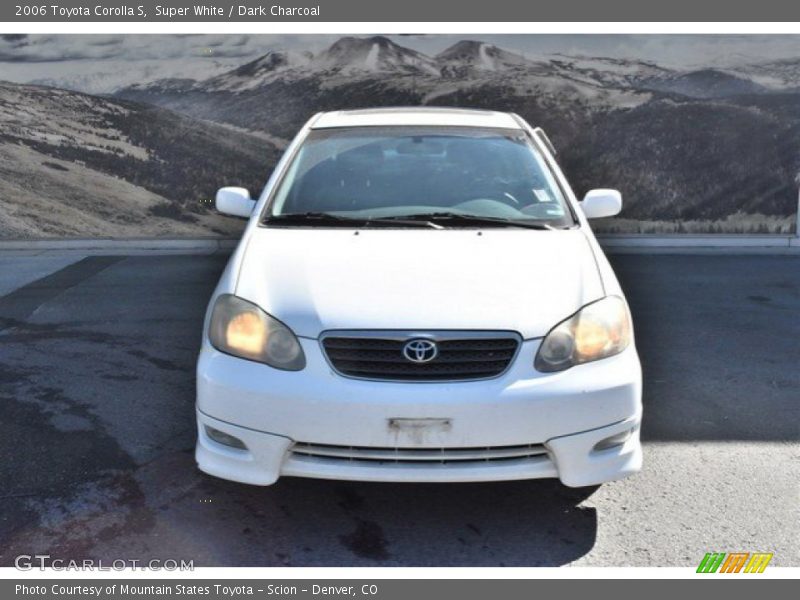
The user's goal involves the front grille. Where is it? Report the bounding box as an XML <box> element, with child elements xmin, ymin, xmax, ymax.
<box><xmin>290</xmin><ymin>442</ymin><xmax>548</xmax><ymax>465</ymax></box>
<box><xmin>321</xmin><ymin>332</ymin><xmax>520</xmax><ymax>381</ymax></box>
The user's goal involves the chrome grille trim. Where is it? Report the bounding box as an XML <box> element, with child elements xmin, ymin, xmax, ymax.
<box><xmin>319</xmin><ymin>330</ymin><xmax>522</xmax><ymax>382</ymax></box>
<box><xmin>290</xmin><ymin>442</ymin><xmax>549</xmax><ymax>465</ymax></box>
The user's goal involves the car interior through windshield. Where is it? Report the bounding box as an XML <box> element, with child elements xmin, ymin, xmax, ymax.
<box><xmin>267</xmin><ymin>127</ymin><xmax>575</xmax><ymax>227</ymax></box>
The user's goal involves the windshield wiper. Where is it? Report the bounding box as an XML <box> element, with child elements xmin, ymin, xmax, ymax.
<box><xmin>265</xmin><ymin>211</ymin><xmax>558</xmax><ymax>230</ymax></box>
<box><xmin>265</xmin><ymin>212</ymin><xmax>364</xmax><ymax>226</ymax></box>
<box><xmin>364</xmin><ymin>216</ymin><xmax>444</xmax><ymax>229</ymax></box>
<box><xmin>265</xmin><ymin>212</ymin><xmax>443</xmax><ymax>229</ymax></box>
<box><xmin>377</xmin><ymin>212</ymin><xmax>559</xmax><ymax>230</ymax></box>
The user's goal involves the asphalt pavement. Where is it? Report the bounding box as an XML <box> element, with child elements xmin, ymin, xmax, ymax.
<box><xmin>0</xmin><ymin>250</ymin><xmax>798</xmax><ymax>567</ymax></box>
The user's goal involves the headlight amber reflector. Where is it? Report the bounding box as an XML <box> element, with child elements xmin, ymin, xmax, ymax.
<box><xmin>535</xmin><ymin>296</ymin><xmax>631</xmax><ymax>372</ymax></box>
<box><xmin>209</xmin><ymin>294</ymin><xmax>305</xmax><ymax>370</ymax></box>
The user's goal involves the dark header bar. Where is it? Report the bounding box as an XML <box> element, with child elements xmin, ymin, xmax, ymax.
<box><xmin>2</xmin><ymin>0</ymin><xmax>800</xmax><ymax>22</ymax></box>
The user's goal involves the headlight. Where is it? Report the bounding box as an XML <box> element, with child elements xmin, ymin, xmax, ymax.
<box><xmin>208</xmin><ymin>294</ymin><xmax>305</xmax><ymax>370</ymax></box>
<box><xmin>535</xmin><ymin>296</ymin><xmax>631</xmax><ymax>372</ymax></box>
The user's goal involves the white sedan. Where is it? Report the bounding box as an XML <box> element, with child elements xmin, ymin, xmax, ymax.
<box><xmin>196</xmin><ymin>107</ymin><xmax>642</xmax><ymax>488</ymax></box>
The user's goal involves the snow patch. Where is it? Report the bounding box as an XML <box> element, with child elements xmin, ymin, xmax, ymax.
<box><xmin>478</xmin><ymin>44</ymin><xmax>495</xmax><ymax>70</ymax></box>
<box><xmin>364</xmin><ymin>43</ymin><xmax>380</xmax><ymax>71</ymax></box>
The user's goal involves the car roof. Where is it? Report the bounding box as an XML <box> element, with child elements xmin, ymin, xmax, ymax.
<box><xmin>311</xmin><ymin>107</ymin><xmax>523</xmax><ymax>130</ymax></box>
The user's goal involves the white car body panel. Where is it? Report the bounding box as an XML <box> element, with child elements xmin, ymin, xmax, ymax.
<box><xmin>235</xmin><ymin>228</ymin><xmax>604</xmax><ymax>340</ymax></box>
<box><xmin>196</xmin><ymin>108</ymin><xmax>643</xmax><ymax>488</ymax></box>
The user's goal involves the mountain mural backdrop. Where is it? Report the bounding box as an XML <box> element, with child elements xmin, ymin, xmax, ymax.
<box><xmin>2</xmin><ymin>35</ymin><xmax>799</xmax><ymax>237</ymax></box>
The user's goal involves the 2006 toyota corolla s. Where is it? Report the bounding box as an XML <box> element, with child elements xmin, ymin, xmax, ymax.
<box><xmin>196</xmin><ymin>107</ymin><xmax>642</xmax><ymax>488</ymax></box>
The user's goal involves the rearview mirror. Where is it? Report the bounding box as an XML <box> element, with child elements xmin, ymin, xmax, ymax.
<box><xmin>216</xmin><ymin>187</ymin><xmax>256</xmax><ymax>218</ymax></box>
<box><xmin>581</xmin><ymin>189</ymin><xmax>622</xmax><ymax>219</ymax></box>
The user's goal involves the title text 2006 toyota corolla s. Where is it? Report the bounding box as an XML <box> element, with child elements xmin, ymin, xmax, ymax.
<box><xmin>196</xmin><ymin>107</ymin><xmax>642</xmax><ymax>488</ymax></box>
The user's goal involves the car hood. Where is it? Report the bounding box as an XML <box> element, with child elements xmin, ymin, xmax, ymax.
<box><xmin>235</xmin><ymin>228</ymin><xmax>605</xmax><ymax>339</ymax></box>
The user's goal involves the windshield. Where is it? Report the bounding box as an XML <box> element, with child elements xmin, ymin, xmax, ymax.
<box><xmin>265</xmin><ymin>126</ymin><xmax>575</xmax><ymax>227</ymax></box>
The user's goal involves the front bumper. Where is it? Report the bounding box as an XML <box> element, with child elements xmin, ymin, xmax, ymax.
<box><xmin>195</xmin><ymin>338</ymin><xmax>642</xmax><ymax>487</ymax></box>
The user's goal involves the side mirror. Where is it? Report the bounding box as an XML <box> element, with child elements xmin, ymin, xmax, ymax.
<box><xmin>581</xmin><ymin>189</ymin><xmax>622</xmax><ymax>219</ymax></box>
<box><xmin>216</xmin><ymin>187</ymin><xmax>256</xmax><ymax>218</ymax></box>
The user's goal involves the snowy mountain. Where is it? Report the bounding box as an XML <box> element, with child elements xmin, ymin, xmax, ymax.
<box><xmin>118</xmin><ymin>36</ymin><xmax>652</xmax><ymax>132</ymax></box>
<box><xmin>437</xmin><ymin>40</ymin><xmax>536</xmax><ymax>74</ymax></box>
<box><xmin>117</xmin><ymin>36</ymin><xmax>682</xmax><ymax>115</ymax></box>
<box><xmin>190</xmin><ymin>50</ymin><xmax>313</xmax><ymax>92</ymax></box>
<box><xmin>112</xmin><ymin>36</ymin><xmax>800</xmax><ymax>231</ymax></box>
<box><xmin>315</xmin><ymin>36</ymin><xmax>440</xmax><ymax>75</ymax></box>
<box><xmin>5</xmin><ymin>35</ymin><xmax>797</xmax><ymax>237</ymax></box>
<box><xmin>115</xmin><ymin>36</ymin><xmax>682</xmax><ymax>153</ymax></box>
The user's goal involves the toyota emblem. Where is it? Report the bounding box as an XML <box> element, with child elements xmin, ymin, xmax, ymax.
<box><xmin>402</xmin><ymin>339</ymin><xmax>439</xmax><ymax>363</ymax></box>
